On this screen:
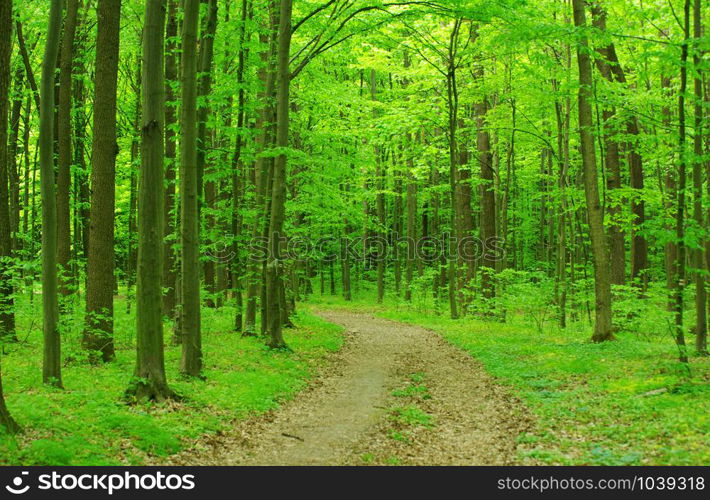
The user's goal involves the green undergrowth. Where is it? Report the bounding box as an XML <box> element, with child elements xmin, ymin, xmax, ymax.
<box><xmin>309</xmin><ymin>292</ymin><xmax>710</xmax><ymax>466</ymax></box>
<box><xmin>0</xmin><ymin>292</ymin><xmax>343</xmax><ymax>465</ymax></box>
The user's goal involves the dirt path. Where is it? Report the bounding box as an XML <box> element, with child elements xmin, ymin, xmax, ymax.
<box><xmin>165</xmin><ymin>310</ymin><xmax>533</xmax><ymax>465</ymax></box>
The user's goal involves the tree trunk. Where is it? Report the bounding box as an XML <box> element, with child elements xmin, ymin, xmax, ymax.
<box><xmin>40</xmin><ymin>0</ymin><xmax>63</xmax><ymax>386</ymax></box>
<box><xmin>8</xmin><ymin>66</ymin><xmax>22</xmax><ymax>257</ymax></box>
<box><xmin>84</xmin><ymin>0</ymin><xmax>121</xmax><ymax>362</ymax></box>
<box><xmin>405</xmin><ymin>173</ymin><xmax>416</xmax><ymax>302</ymax></box>
<box><xmin>231</xmin><ymin>0</ymin><xmax>250</xmax><ymax>331</ymax></box>
<box><xmin>245</xmin><ymin>7</ymin><xmax>277</xmax><ymax>335</ymax></box>
<box><xmin>572</xmin><ymin>0</ymin><xmax>613</xmax><ymax>342</ymax></box>
<box><xmin>198</xmin><ymin>0</ymin><xmax>218</xmax><ymax>308</ymax></box>
<box><xmin>661</xmin><ymin>75</ymin><xmax>677</xmax><ymax>307</ymax></box>
<box><xmin>57</xmin><ymin>0</ymin><xmax>80</xmax><ymax>297</ymax></box>
<box><xmin>691</xmin><ymin>0</ymin><xmax>707</xmax><ymax>355</ymax></box>
<box><xmin>129</xmin><ymin>0</ymin><xmax>174</xmax><ymax>402</ymax></box>
<box><xmin>371</xmin><ymin>73</ymin><xmax>385</xmax><ymax>304</ymax></box>
<box><xmin>0</xmin><ymin>0</ymin><xmax>16</xmax><ymax>342</ymax></box>
<box><xmin>162</xmin><ymin>0</ymin><xmax>179</xmax><ymax>319</ymax></box>
<box><xmin>673</xmin><ymin>0</ymin><xmax>690</xmax><ymax>362</ymax></box>
<box><xmin>180</xmin><ymin>0</ymin><xmax>203</xmax><ymax>376</ymax></box>
<box><xmin>265</xmin><ymin>0</ymin><xmax>292</xmax><ymax>349</ymax></box>
<box><xmin>126</xmin><ymin>58</ymin><xmax>140</xmax><ymax>313</ymax></box>
<box><xmin>476</xmin><ymin>84</ymin><xmax>496</xmax><ymax>303</ymax></box>
<box><xmin>591</xmin><ymin>2</ymin><xmax>648</xmax><ymax>288</ymax></box>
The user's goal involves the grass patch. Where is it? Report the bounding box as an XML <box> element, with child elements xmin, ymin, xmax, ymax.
<box><xmin>0</xmin><ymin>292</ymin><xmax>343</xmax><ymax>465</ymax></box>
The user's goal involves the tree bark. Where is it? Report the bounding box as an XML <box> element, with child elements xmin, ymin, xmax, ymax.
<box><xmin>129</xmin><ymin>0</ymin><xmax>174</xmax><ymax>402</ymax></box>
<box><xmin>591</xmin><ymin>1</ymin><xmax>648</xmax><ymax>288</ymax></box>
<box><xmin>198</xmin><ymin>0</ymin><xmax>218</xmax><ymax>308</ymax></box>
<box><xmin>40</xmin><ymin>0</ymin><xmax>64</xmax><ymax>386</ymax></box>
<box><xmin>673</xmin><ymin>0</ymin><xmax>690</xmax><ymax>362</ymax></box>
<box><xmin>691</xmin><ymin>0</ymin><xmax>707</xmax><ymax>355</ymax></box>
<box><xmin>84</xmin><ymin>0</ymin><xmax>121</xmax><ymax>362</ymax></box>
<box><xmin>180</xmin><ymin>0</ymin><xmax>203</xmax><ymax>376</ymax></box>
<box><xmin>265</xmin><ymin>0</ymin><xmax>292</xmax><ymax>349</ymax></box>
<box><xmin>0</xmin><ymin>0</ymin><xmax>16</xmax><ymax>342</ymax></box>
<box><xmin>162</xmin><ymin>0</ymin><xmax>179</xmax><ymax>319</ymax></box>
<box><xmin>475</xmin><ymin>80</ymin><xmax>496</xmax><ymax>303</ymax></box>
<box><xmin>572</xmin><ymin>0</ymin><xmax>613</xmax><ymax>342</ymax></box>
<box><xmin>57</xmin><ymin>0</ymin><xmax>80</xmax><ymax>297</ymax></box>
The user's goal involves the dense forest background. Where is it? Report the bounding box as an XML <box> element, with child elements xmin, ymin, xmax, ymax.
<box><xmin>0</xmin><ymin>0</ymin><xmax>708</xmax><ymax>465</ymax></box>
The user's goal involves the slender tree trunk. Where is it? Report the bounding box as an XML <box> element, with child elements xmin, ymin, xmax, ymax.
<box><xmin>392</xmin><ymin>161</ymin><xmax>403</xmax><ymax>295</ymax></box>
<box><xmin>129</xmin><ymin>0</ymin><xmax>174</xmax><ymax>402</ymax></box>
<box><xmin>162</xmin><ymin>0</ymin><xmax>179</xmax><ymax>318</ymax></box>
<box><xmin>572</xmin><ymin>0</ymin><xmax>613</xmax><ymax>342</ymax></box>
<box><xmin>245</xmin><ymin>7</ymin><xmax>277</xmax><ymax>335</ymax></box>
<box><xmin>445</xmin><ymin>20</ymin><xmax>462</xmax><ymax>320</ymax></box>
<box><xmin>554</xmin><ymin>81</ymin><xmax>571</xmax><ymax>328</ymax></box>
<box><xmin>57</xmin><ymin>0</ymin><xmax>80</xmax><ymax>297</ymax></box>
<box><xmin>476</xmin><ymin>82</ymin><xmax>496</xmax><ymax>303</ymax></box>
<box><xmin>198</xmin><ymin>0</ymin><xmax>218</xmax><ymax>308</ymax></box>
<box><xmin>692</xmin><ymin>0</ymin><xmax>707</xmax><ymax>355</ymax></box>
<box><xmin>84</xmin><ymin>0</ymin><xmax>121</xmax><ymax>362</ymax></box>
<box><xmin>15</xmin><ymin>21</ymin><xmax>40</xmax><ymax>111</ymax></box>
<box><xmin>126</xmin><ymin>58</ymin><xmax>141</xmax><ymax>313</ymax></box>
<box><xmin>231</xmin><ymin>0</ymin><xmax>250</xmax><ymax>331</ymax></box>
<box><xmin>673</xmin><ymin>0</ymin><xmax>691</xmax><ymax>362</ymax></box>
<box><xmin>8</xmin><ymin>66</ymin><xmax>22</xmax><ymax>257</ymax></box>
<box><xmin>661</xmin><ymin>75</ymin><xmax>677</xmax><ymax>307</ymax></box>
<box><xmin>405</xmin><ymin>172</ymin><xmax>416</xmax><ymax>301</ymax></box>
<box><xmin>369</xmin><ymin>70</ymin><xmax>385</xmax><ymax>303</ymax></box>
<box><xmin>72</xmin><ymin>8</ymin><xmax>90</xmax><ymax>268</ymax></box>
<box><xmin>40</xmin><ymin>0</ymin><xmax>64</xmax><ymax>386</ymax></box>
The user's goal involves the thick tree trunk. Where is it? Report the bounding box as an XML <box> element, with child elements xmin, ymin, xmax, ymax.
<box><xmin>180</xmin><ymin>0</ymin><xmax>203</xmax><ymax>376</ymax></box>
<box><xmin>265</xmin><ymin>0</ymin><xmax>292</xmax><ymax>349</ymax></box>
<box><xmin>84</xmin><ymin>0</ymin><xmax>121</xmax><ymax>362</ymax></box>
<box><xmin>57</xmin><ymin>0</ymin><xmax>80</xmax><ymax>296</ymax></box>
<box><xmin>40</xmin><ymin>0</ymin><xmax>64</xmax><ymax>386</ymax></box>
<box><xmin>129</xmin><ymin>0</ymin><xmax>174</xmax><ymax>402</ymax></box>
<box><xmin>572</xmin><ymin>0</ymin><xmax>613</xmax><ymax>342</ymax></box>
<box><xmin>0</xmin><ymin>0</ymin><xmax>16</xmax><ymax>342</ymax></box>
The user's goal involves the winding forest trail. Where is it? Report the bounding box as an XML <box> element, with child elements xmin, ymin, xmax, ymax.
<box><xmin>167</xmin><ymin>310</ymin><xmax>533</xmax><ymax>465</ymax></box>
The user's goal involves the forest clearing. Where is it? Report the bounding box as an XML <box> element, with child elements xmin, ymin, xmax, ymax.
<box><xmin>0</xmin><ymin>0</ymin><xmax>709</xmax><ymax>469</ymax></box>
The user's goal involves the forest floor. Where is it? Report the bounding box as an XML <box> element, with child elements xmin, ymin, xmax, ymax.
<box><xmin>161</xmin><ymin>310</ymin><xmax>532</xmax><ymax>465</ymax></box>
